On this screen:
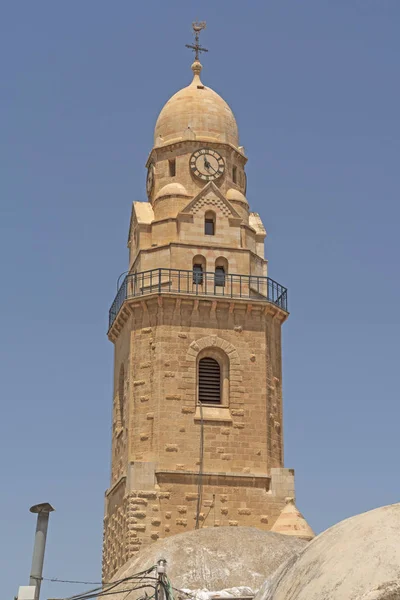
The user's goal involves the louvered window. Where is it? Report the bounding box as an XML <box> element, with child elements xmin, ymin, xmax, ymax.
<box><xmin>198</xmin><ymin>357</ymin><xmax>221</xmax><ymax>404</ymax></box>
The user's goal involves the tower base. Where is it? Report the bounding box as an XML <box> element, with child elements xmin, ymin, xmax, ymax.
<box><xmin>102</xmin><ymin>466</ymin><xmax>295</xmax><ymax>581</ymax></box>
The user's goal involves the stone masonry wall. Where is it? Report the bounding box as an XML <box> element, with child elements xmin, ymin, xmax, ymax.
<box><xmin>102</xmin><ymin>468</ymin><xmax>294</xmax><ymax>582</ymax></box>
<box><xmin>128</xmin><ymin>296</ymin><xmax>283</xmax><ymax>473</ymax></box>
<box><xmin>103</xmin><ymin>295</ymin><xmax>289</xmax><ymax>581</ymax></box>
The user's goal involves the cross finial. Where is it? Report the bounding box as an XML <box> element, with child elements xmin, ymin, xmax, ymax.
<box><xmin>185</xmin><ymin>21</ymin><xmax>208</xmax><ymax>62</ymax></box>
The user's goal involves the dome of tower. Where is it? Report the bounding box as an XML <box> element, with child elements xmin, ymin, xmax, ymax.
<box><xmin>154</xmin><ymin>182</ymin><xmax>190</xmax><ymax>201</ymax></box>
<box><xmin>226</xmin><ymin>188</ymin><xmax>249</xmax><ymax>205</ymax></box>
<box><xmin>154</xmin><ymin>61</ymin><xmax>239</xmax><ymax>148</ymax></box>
<box><xmin>106</xmin><ymin>527</ymin><xmax>308</xmax><ymax>600</ymax></box>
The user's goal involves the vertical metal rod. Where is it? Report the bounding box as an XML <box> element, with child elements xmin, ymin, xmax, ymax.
<box><xmin>157</xmin><ymin>559</ymin><xmax>167</xmax><ymax>600</ymax></box>
<box><xmin>29</xmin><ymin>503</ymin><xmax>55</xmax><ymax>600</ymax></box>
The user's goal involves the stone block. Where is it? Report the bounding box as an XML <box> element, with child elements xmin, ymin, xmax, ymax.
<box><xmin>165</xmin><ymin>444</ymin><xmax>178</xmax><ymax>452</ymax></box>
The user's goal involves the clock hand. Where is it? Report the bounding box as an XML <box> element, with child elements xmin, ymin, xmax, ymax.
<box><xmin>204</xmin><ymin>157</ymin><xmax>217</xmax><ymax>174</ymax></box>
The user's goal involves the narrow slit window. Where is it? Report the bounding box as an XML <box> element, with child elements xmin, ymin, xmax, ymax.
<box><xmin>199</xmin><ymin>357</ymin><xmax>221</xmax><ymax>404</ymax></box>
<box><xmin>205</xmin><ymin>211</ymin><xmax>216</xmax><ymax>236</ymax></box>
<box><xmin>169</xmin><ymin>159</ymin><xmax>176</xmax><ymax>177</ymax></box>
<box><xmin>193</xmin><ymin>264</ymin><xmax>203</xmax><ymax>284</ymax></box>
<box><xmin>232</xmin><ymin>165</ymin><xmax>237</xmax><ymax>183</ymax></box>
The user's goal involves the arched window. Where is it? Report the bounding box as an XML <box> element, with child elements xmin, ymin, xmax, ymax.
<box><xmin>193</xmin><ymin>264</ymin><xmax>203</xmax><ymax>284</ymax></box>
<box><xmin>192</xmin><ymin>255</ymin><xmax>206</xmax><ymax>285</ymax></box>
<box><xmin>215</xmin><ymin>257</ymin><xmax>228</xmax><ymax>287</ymax></box>
<box><xmin>204</xmin><ymin>211</ymin><xmax>216</xmax><ymax>235</ymax></box>
<box><xmin>215</xmin><ymin>266</ymin><xmax>225</xmax><ymax>287</ymax></box>
<box><xmin>198</xmin><ymin>357</ymin><xmax>221</xmax><ymax>404</ymax></box>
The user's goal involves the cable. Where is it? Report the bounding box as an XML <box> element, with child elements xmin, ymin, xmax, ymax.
<box><xmin>40</xmin><ymin>577</ymin><xmax>102</xmax><ymax>585</ymax></box>
<box><xmin>169</xmin><ymin>585</ymin><xmax>197</xmax><ymax>599</ymax></box>
<box><xmin>41</xmin><ymin>568</ymin><xmax>158</xmax><ymax>587</ymax></box>
<box><xmin>67</xmin><ymin>583</ymin><xmax>157</xmax><ymax>600</ymax></box>
<box><xmin>200</xmin><ymin>493</ymin><xmax>215</xmax><ymax>529</ymax></box>
<box><xmin>57</xmin><ymin>566</ymin><xmax>158</xmax><ymax>600</ymax></box>
<box><xmin>195</xmin><ymin>400</ymin><xmax>204</xmax><ymax>529</ymax></box>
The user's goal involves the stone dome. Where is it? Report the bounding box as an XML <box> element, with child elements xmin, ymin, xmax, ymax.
<box><xmin>106</xmin><ymin>527</ymin><xmax>308</xmax><ymax>599</ymax></box>
<box><xmin>255</xmin><ymin>502</ymin><xmax>400</xmax><ymax>600</ymax></box>
<box><xmin>154</xmin><ymin>182</ymin><xmax>190</xmax><ymax>201</ymax></box>
<box><xmin>154</xmin><ymin>61</ymin><xmax>239</xmax><ymax>148</ymax></box>
<box><xmin>226</xmin><ymin>188</ymin><xmax>249</xmax><ymax>205</ymax></box>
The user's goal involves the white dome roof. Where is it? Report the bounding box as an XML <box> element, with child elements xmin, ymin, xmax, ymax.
<box><xmin>256</xmin><ymin>502</ymin><xmax>400</xmax><ymax>600</ymax></box>
<box><xmin>106</xmin><ymin>526</ymin><xmax>308</xmax><ymax>599</ymax></box>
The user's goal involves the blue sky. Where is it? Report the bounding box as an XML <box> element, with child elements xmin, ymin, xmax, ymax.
<box><xmin>1</xmin><ymin>1</ymin><xmax>399</xmax><ymax>598</ymax></box>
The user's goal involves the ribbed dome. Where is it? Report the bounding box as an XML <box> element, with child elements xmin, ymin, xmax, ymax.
<box><xmin>154</xmin><ymin>61</ymin><xmax>239</xmax><ymax>148</ymax></box>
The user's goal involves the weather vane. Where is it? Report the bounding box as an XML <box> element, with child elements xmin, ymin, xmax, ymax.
<box><xmin>185</xmin><ymin>21</ymin><xmax>208</xmax><ymax>61</ymax></box>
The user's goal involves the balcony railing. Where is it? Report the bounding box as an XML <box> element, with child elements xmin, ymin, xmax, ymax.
<box><xmin>109</xmin><ymin>268</ymin><xmax>288</xmax><ymax>329</ymax></box>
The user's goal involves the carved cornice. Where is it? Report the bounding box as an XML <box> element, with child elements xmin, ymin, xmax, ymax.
<box><xmin>155</xmin><ymin>469</ymin><xmax>271</xmax><ymax>489</ymax></box>
<box><xmin>108</xmin><ymin>295</ymin><xmax>288</xmax><ymax>343</ymax></box>
<box><xmin>146</xmin><ymin>139</ymin><xmax>247</xmax><ymax>168</ymax></box>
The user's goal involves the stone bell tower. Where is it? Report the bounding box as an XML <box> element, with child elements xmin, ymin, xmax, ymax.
<box><xmin>102</xmin><ymin>26</ymin><xmax>307</xmax><ymax>582</ymax></box>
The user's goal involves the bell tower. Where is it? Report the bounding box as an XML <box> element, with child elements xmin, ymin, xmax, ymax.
<box><xmin>103</xmin><ymin>25</ymin><xmax>301</xmax><ymax>582</ymax></box>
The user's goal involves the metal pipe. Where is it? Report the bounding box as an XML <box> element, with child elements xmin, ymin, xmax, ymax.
<box><xmin>29</xmin><ymin>502</ymin><xmax>55</xmax><ymax>600</ymax></box>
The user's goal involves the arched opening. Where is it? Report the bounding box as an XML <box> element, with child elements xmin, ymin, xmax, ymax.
<box><xmin>192</xmin><ymin>255</ymin><xmax>206</xmax><ymax>285</ymax></box>
<box><xmin>215</xmin><ymin>256</ymin><xmax>228</xmax><ymax>287</ymax></box>
<box><xmin>204</xmin><ymin>211</ymin><xmax>216</xmax><ymax>236</ymax></box>
<box><xmin>198</xmin><ymin>357</ymin><xmax>221</xmax><ymax>404</ymax></box>
<box><xmin>197</xmin><ymin>347</ymin><xmax>230</xmax><ymax>407</ymax></box>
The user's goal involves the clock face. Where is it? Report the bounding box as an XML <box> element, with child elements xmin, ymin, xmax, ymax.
<box><xmin>146</xmin><ymin>164</ymin><xmax>154</xmax><ymax>196</ymax></box>
<box><xmin>190</xmin><ymin>149</ymin><xmax>225</xmax><ymax>181</ymax></box>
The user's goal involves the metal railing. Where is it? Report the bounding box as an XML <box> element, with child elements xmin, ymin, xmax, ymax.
<box><xmin>109</xmin><ymin>268</ymin><xmax>288</xmax><ymax>329</ymax></box>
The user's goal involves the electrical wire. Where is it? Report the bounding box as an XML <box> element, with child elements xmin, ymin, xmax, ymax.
<box><xmin>40</xmin><ymin>577</ymin><xmax>102</xmax><ymax>585</ymax></box>
<box><xmin>55</xmin><ymin>566</ymin><xmax>158</xmax><ymax>600</ymax></box>
<box><xmin>45</xmin><ymin>561</ymin><xmax>194</xmax><ymax>600</ymax></box>
<box><xmin>41</xmin><ymin>567</ymin><xmax>158</xmax><ymax>587</ymax></box>
<box><xmin>169</xmin><ymin>585</ymin><xmax>197</xmax><ymax>599</ymax></box>
<box><xmin>66</xmin><ymin>583</ymin><xmax>157</xmax><ymax>600</ymax></box>
<box><xmin>195</xmin><ymin>400</ymin><xmax>204</xmax><ymax>529</ymax></box>
<box><xmin>65</xmin><ymin>583</ymin><xmax>156</xmax><ymax>600</ymax></box>
<box><xmin>200</xmin><ymin>493</ymin><xmax>215</xmax><ymax>529</ymax></box>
